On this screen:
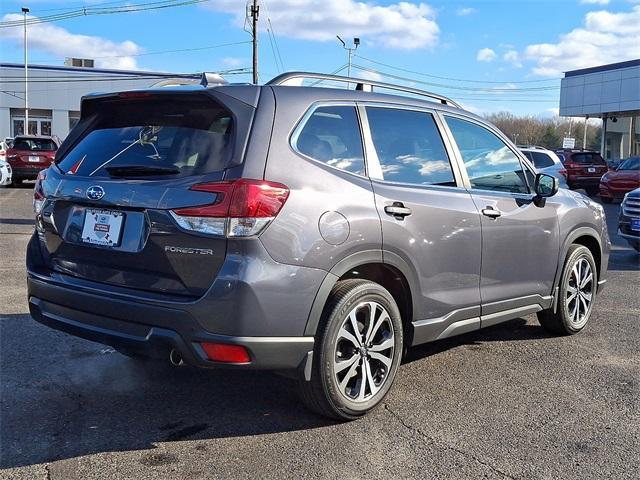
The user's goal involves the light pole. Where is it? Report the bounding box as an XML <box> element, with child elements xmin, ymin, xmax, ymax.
<box><xmin>22</xmin><ymin>6</ymin><xmax>29</xmax><ymax>135</ymax></box>
<box><xmin>336</xmin><ymin>36</ymin><xmax>360</xmax><ymax>78</ymax></box>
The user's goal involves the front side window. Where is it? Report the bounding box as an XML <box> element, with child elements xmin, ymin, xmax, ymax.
<box><xmin>366</xmin><ymin>107</ymin><xmax>456</xmax><ymax>186</ymax></box>
<box><xmin>445</xmin><ymin>116</ymin><xmax>529</xmax><ymax>194</ymax></box>
<box><xmin>294</xmin><ymin>105</ymin><xmax>365</xmax><ymax>175</ymax></box>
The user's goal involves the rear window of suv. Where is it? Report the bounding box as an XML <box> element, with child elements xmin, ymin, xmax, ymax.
<box><xmin>525</xmin><ymin>151</ymin><xmax>555</xmax><ymax>169</ymax></box>
<box><xmin>567</xmin><ymin>152</ymin><xmax>605</xmax><ymax>165</ymax></box>
<box><xmin>13</xmin><ymin>138</ymin><xmax>57</xmax><ymax>151</ymax></box>
<box><xmin>57</xmin><ymin>97</ymin><xmax>234</xmax><ymax>178</ymax></box>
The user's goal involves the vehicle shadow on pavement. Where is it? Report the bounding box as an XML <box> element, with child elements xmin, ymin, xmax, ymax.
<box><xmin>0</xmin><ymin>314</ymin><xmax>334</xmax><ymax>469</ymax></box>
<box><xmin>404</xmin><ymin>317</ymin><xmax>554</xmax><ymax>365</ymax></box>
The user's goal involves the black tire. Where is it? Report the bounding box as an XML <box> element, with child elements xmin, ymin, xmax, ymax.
<box><xmin>298</xmin><ymin>279</ymin><xmax>403</xmax><ymax>420</ymax></box>
<box><xmin>537</xmin><ymin>245</ymin><xmax>597</xmax><ymax>335</ymax></box>
<box><xmin>585</xmin><ymin>186</ymin><xmax>599</xmax><ymax>196</ymax></box>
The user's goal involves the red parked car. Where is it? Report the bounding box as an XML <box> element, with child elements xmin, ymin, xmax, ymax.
<box><xmin>555</xmin><ymin>149</ymin><xmax>608</xmax><ymax>196</ymax></box>
<box><xmin>5</xmin><ymin>135</ymin><xmax>59</xmax><ymax>186</ymax></box>
<box><xmin>600</xmin><ymin>157</ymin><xmax>640</xmax><ymax>203</ymax></box>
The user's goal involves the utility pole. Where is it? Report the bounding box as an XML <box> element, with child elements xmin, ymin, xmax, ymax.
<box><xmin>250</xmin><ymin>0</ymin><xmax>259</xmax><ymax>84</ymax></box>
<box><xmin>336</xmin><ymin>36</ymin><xmax>360</xmax><ymax>77</ymax></box>
<box><xmin>22</xmin><ymin>6</ymin><xmax>29</xmax><ymax>135</ymax></box>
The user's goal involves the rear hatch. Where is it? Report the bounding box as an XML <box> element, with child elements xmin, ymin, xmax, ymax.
<box><xmin>8</xmin><ymin>137</ymin><xmax>57</xmax><ymax>168</ymax></box>
<box><xmin>36</xmin><ymin>89</ymin><xmax>256</xmax><ymax>298</ymax></box>
<box><xmin>564</xmin><ymin>152</ymin><xmax>607</xmax><ymax>177</ymax></box>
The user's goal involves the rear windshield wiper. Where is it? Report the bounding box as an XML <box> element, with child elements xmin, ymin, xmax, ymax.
<box><xmin>105</xmin><ymin>165</ymin><xmax>180</xmax><ymax>177</ymax></box>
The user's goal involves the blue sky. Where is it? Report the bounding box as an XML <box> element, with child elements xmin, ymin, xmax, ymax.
<box><xmin>1</xmin><ymin>0</ymin><xmax>639</xmax><ymax>115</ymax></box>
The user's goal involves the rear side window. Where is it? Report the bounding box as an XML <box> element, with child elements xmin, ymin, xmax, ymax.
<box><xmin>527</xmin><ymin>151</ymin><xmax>555</xmax><ymax>169</ymax></box>
<box><xmin>294</xmin><ymin>105</ymin><xmax>365</xmax><ymax>175</ymax></box>
<box><xmin>445</xmin><ymin>116</ymin><xmax>529</xmax><ymax>194</ymax></box>
<box><xmin>57</xmin><ymin>97</ymin><xmax>233</xmax><ymax>178</ymax></box>
<box><xmin>569</xmin><ymin>153</ymin><xmax>605</xmax><ymax>165</ymax></box>
<box><xmin>13</xmin><ymin>138</ymin><xmax>57</xmax><ymax>151</ymax></box>
<box><xmin>366</xmin><ymin>107</ymin><xmax>456</xmax><ymax>186</ymax></box>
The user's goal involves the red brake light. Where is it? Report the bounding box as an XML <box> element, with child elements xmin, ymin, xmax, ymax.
<box><xmin>558</xmin><ymin>169</ymin><xmax>567</xmax><ymax>177</ymax></box>
<box><xmin>200</xmin><ymin>342</ymin><xmax>251</xmax><ymax>363</ymax></box>
<box><xmin>117</xmin><ymin>92</ymin><xmax>153</xmax><ymax>99</ymax></box>
<box><xmin>171</xmin><ymin>179</ymin><xmax>290</xmax><ymax>237</ymax></box>
<box><xmin>174</xmin><ymin>179</ymin><xmax>290</xmax><ymax>218</ymax></box>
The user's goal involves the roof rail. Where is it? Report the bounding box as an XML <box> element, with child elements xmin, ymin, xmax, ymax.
<box><xmin>266</xmin><ymin>71</ymin><xmax>461</xmax><ymax>108</ymax></box>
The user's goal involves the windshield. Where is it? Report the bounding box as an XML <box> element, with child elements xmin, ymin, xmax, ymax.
<box><xmin>13</xmin><ymin>138</ymin><xmax>57</xmax><ymax>152</ymax></box>
<box><xmin>57</xmin><ymin>97</ymin><xmax>234</xmax><ymax>178</ymax></box>
<box><xmin>617</xmin><ymin>157</ymin><xmax>639</xmax><ymax>171</ymax></box>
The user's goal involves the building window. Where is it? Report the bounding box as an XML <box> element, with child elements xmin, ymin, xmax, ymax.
<box><xmin>12</xmin><ymin>119</ymin><xmax>24</xmax><ymax>136</ymax></box>
<box><xmin>41</xmin><ymin>121</ymin><xmax>52</xmax><ymax>136</ymax></box>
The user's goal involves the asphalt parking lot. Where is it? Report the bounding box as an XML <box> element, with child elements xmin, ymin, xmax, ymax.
<box><xmin>1</xmin><ymin>185</ymin><xmax>638</xmax><ymax>480</ymax></box>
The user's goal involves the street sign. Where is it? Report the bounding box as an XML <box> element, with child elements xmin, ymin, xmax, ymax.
<box><xmin>562</xmin><ymin>137</ymin><xmax>576</xmax><ymax>149</ymax></box>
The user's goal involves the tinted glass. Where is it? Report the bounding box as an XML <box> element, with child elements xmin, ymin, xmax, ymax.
<box><xmin>13</xmin><ymin>138</ymin><xmax>57</xmax><ymax>151</ymax></box>
<box><xmin>528</xmin><ymin>151</ymin><xmax>555</xmax><ymax>169</ymax></box>
<box><xmin>366</xmin><ymin>107</ymin><xmax>455</xmax><ymax>186</ymax></box>
<box><xmin>57</xmin><ymin>98</ymin><xmax>233</xmax><ymax>178</ymax></box>
<box><xmin>295</xmin><ymin>106</ymin><xmax>365</xmax><ymax>175</ymax></box>
<box><xmin>445</xmin><ymin>116</ymin><xmax>529</xmax><ymax>194</ymax></box>
<box><xmin>569</xmin><ymin>152</ymin><xmax>605</xmax><ymax>165</ymax></box>
<box><xmin>618</xmin><ymin>157</ymin><xmax>639</xmax><ymax>170</ymax></box>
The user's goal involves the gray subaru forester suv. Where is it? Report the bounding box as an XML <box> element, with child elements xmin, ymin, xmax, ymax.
<box><xmin>27</xmin><ymin>72</ymin><xmax>610</xmax><ymax>420</ymax></box>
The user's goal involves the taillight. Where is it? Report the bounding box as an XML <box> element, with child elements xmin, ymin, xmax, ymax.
<box><xmin>33</xmin><ymin>170</ymin><xmax>46</xmax><ymax>214</ymax></box>
<box><xmin>559</xmin><ymin>169</ymin><xmax>567</xmax><ymax>178</ymax></box>
<box><xmin>171</xmin><ymin>179</ymin><xmax>289</xmax><ymax>237</ymax></box>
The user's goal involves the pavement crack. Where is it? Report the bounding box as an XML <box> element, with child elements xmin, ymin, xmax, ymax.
<box><xmin>44</xmin><ymin>464</ymin><xmax>52</xmax><ymax>480</ymax></box>
<box><xmin>384</xmin><ymin>404</ymin><xmax>517</xmax><ymax>480</ymax></box>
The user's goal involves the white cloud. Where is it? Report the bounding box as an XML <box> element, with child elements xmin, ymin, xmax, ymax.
<box><xmin>207</xmin><ymin>0</ymin><xmax>440</xmax><ymax>50</ymax></box>
<box><xmin>580</xmin><ymin>0</ymin><xmax>610</xmax><ymax>5</ymax></box>
<box><xmin>456</xmin><ymin>7</ymin><xmax>477</xmax><ymax>16</ymax></box>
<box><xmin>476</xmin><ymin>48</ymin><xmax>497</xmax><ymax>62</ymax></box>
<box><xmin>503</xmin><ymin>50</ymin><xmax>522</xmax><ymax>68</ymax></box>
<box><xmin>0</xmin><ymin>14</ymin><xmax>142</xmax><ymax>69</ymax></box>
<box><xmin>221</xmin><ymin>57</ymin><xmax>245</xmax><ymax>68</ymax></box>
<box><xmin>524</xmin><ymin>6</ymin><xmax>640</xmax><ymax>76</ymax></box>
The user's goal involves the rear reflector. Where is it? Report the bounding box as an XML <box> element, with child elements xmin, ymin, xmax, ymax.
<box><xmin>200</xmin><ymin>342</ymin><xmax>251</xmax><ymax>363</ymax></box>
<box><xmin>171</xmin><ymin>179</ymin><xmax>289</xmax><ymax>237</ymax></box>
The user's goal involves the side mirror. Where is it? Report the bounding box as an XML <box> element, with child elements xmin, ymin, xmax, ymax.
<box><xmin>533</xmin><ymin>173</ymin><xmax>558</xmax><ymax>207</ymax></box>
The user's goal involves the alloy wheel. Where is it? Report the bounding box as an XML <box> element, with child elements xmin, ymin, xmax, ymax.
<box><xmin>332</xmin><ymin>301</ymin><xmax>395</xmax><ymax>403</ymax></box>
<box><xmin>566</xmin><ymin>257</ymin><xmax>594</xmax><ymax>329</ymax></box>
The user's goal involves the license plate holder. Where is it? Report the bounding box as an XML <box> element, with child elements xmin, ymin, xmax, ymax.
<box><xmin>631</xmin><ymin>218</ymin><xmax>640</xmax><ymax>232</ymax></box>
<box><xmin>28</xmin><ymin>155</ymin><xmax>40</xmax><ymax>163</ymax></box>
<box><xmin>81</xmin><ymin>209</ymin><xmax>124</xmax><ymax>247</ymax></box>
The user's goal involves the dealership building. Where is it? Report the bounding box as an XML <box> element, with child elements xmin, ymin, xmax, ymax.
<box><xmin>560</xmin><ymin>59</ymin><xmax>640</xmax><ymax>160</ymax></box>
<box><xmin>0</xmin><ymin>61</ymin><xmax>199</xmax><ymax>141</ymax></box>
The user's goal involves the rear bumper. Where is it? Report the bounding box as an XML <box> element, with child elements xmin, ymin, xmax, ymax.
<box><xmin>11</xmin><ymin>165</ymin><xmax>43</xmax><ymax>180</ymax></box>
<box><xmin>28</xmin><ymin>276</ymin><xmax>314</xmax><ymax>372</ymax></box>
<box><xmin>567</xmin><ymin>176</ymin><xmax>601</xmax><ymax>187</ymax></box>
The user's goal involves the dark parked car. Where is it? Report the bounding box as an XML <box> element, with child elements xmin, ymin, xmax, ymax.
<box><xmin>27</xmin><ymin>72</ymin><xmax>610</xmax><ymax>419</ymax></box>
<box><xmin>599</xmin><ymin>157</ymin><xmax>640</xmax><ymax>203</ymax></box>
<box><xmin>6</xmin><ymin>135</ymin><xmax>59</xmax><ymax>185</ymax></box>
<box><xmin>618</xmin><ymin>188</ymin><xmax>640</xmax><ymax>252</ymax></box>
<box><xmin>555</xmin><ymin>149</ymin><xmax>608</xmax><ymax>196</ymax></box>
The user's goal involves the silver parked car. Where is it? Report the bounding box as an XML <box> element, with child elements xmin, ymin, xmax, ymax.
<box><xmin>27</xmin><ymin>72</ymin><xmax>610</xmax><ymax>419</ymax></box>
<box><xmin>520</xmin><ymin>146</ymin><xmax>568</xmax><ymax>188</ymax></box>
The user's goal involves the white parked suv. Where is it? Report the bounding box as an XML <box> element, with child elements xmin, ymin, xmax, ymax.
<box><xmin>520</xmin><ymin>146</ymin><xmax>568</xmax><ymax>188</ymax></box>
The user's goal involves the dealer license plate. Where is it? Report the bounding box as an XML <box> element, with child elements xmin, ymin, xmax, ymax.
<box><xmin>28</xmin><ymin>156</ymin><xmax>40</xmax><ymax>162</ymax></box>
<box><xmin>81</xmin><ymin>209</ymin><xmax>124</xmax><ymax>246</ymax></box>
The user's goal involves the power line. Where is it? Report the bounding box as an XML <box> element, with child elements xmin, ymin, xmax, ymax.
<box><xmin>351</xmin><ymin>64</ymin><xmax>560</xmax><ymax>92</ymax></box>
<box><xmin>90</xmin><ymin>40</ymin><xmax>252</xmax><ymax>59</ymax></box>
<box><xmin>354</xmin><ymin>54</ymin><xmax>561</xmax><ymax>85</ymax></box>
<box><xmin>0</xmin><ymin>0</ymin><xmax>211</xmax><ymax>29</ymax></box>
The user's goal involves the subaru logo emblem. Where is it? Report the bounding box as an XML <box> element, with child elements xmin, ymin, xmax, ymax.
<box><xmin>86</xmin><ymin>186</ymin><xmax>105</xmax><ymax>200</ymax></box>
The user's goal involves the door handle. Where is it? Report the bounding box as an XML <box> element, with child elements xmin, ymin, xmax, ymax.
<box><xmin>385</xmin><ymin>203</ymin><xmax>412</xmax><ymax>219</ymax></box>
<box><xmin>481</xmin><ymin>207</ymin><xmax>502</xmax><ymax>218</ymax></box>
